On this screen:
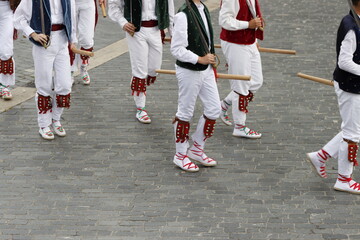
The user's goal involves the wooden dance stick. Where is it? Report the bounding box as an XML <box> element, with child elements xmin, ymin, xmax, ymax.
<box><xmin>70</xmin><ymin>46</ymin><xmax>95</xmax><ymax>57</ymax></box>
<box><xmin>156</xmin><ymin>69</ymin><xmax>251</xmax><ymax>81</ymax></box>
<box><xmin>297</xmin><ymin>73</ymin><xmax>334</xmax><ymax>87</ymax></box>
<box><xmin>163</xmin><ymin>38</ymin><xmax>296</xmax><ymax>55</ymax></box>
<box><xmin>100</xmin><ymin>3</ymin><xmax>107</xmax><ymax>18</ymax></box>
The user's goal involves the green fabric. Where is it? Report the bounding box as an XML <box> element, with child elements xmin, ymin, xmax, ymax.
<box><xmin>124</xmin><ymin>0</ymin><xmax>169</xmax><ymax>32</ymax></box>
<box><xmin>176</xmin><ymin>1</ymin><xmax>215</xmax><ymax>71</ymax></box>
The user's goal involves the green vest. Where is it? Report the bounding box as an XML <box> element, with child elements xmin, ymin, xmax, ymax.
<box><xmin>176</xmin><ymin>1</ymin><xmax>215</xmax><ymax>71</ymax></box>
<box><xmin>123</xmin><ymin>0</ymin><xmax>170</xmax><ymax>32</ymax></box>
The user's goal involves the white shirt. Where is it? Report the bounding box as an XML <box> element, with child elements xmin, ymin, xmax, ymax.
<box><xmin>108</xmin><ymin>0</ymin><xmax>174</xmax><ymax>35</ymax></box>
<box><xmin>219</xmin><ymin>0</ymin><xmax>256</xmax><ymax>31</ymax></box>
<box><xmin>338</xmin><ymin>29</ymin><xmax>360</xmax><ymax>76</ymax></box>
<box><xmin>14</xmin><ymin>0</ymin><xmax>77</xmax><ymax>43</ymax></box>
<box><xmin>171</xmin><ymin>2</ymin><xmax>211</xmax><ymax>65</ymax></box>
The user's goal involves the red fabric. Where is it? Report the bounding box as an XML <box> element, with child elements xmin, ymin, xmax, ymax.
<box><xmin>220</xmin><ymin>0</ymin><xmax>263</xmax><ymax>45</ymax></box>
<box><xmin>80</xmin><ymin>47</ymin><xmax>93</xmax><ymax>64</ymax></box>
<box><xmin>146</xmin><ymin>75</ymin><xmax>156</xmax><ymax>86</ymax></box>
<box><xmin>13</xmin><ymin>29</ymin><xmax>18</xmax><ymax>40</ymax></box>
<box><xmin>141</xmin><ymin>20</ymin><xmax>158</xmax><ymax>27</ymax></box>
<box><xmin>174</xmin><ymin>118</ymin><xmax>190</xmax><ymax>143</ymax></box>
<box><xmin>203</xmin><ymin>115</ymin><xmax>216</xmax><ymax>139</ymax></box>
<box><xmin>160</xmin><ymin>30</ymin><xmax>166</xmax><ymax>44</ymax></box>
<box><xmin>37</xmin><ymin>94</ymin><xmax>52</xmax><ymax>114</ymax></box>
<box><xmin>51</xmin><ymin>24</ymin><xmax>65</xmax><ymax>31</ymax></box>
<box><xmin>95</xmin><ymin>0</ymin><xmax>99</xmax><ymax>27</ymax></box>
<box><xmin>56</xmin><ymin>94</ymin><xmax>71</xmax><ymax>108</ymax></box>
<box><xmin>0</xmin><ymin>57</ymin><xmax>14</xmax><ymax>75</ymax></box>
<box><xmin>348</xmin><ymin>143</ymin><xmax>359</xmax><ymax>166</ymax></box>
<box><xmin>131</xmin><ymin>77</ymin><xmax>147</xmax><ymax>96</ymax></box>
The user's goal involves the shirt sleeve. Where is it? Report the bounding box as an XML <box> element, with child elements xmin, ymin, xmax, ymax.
<box><xmin>338</xmin><ymin>29</ymin><xmax>360</xmax><ymax>76</ymax></box>
<box><xmin>13</xmin><ymin>0</ymin><xmax>34</xmax><ymax>37</ymax></box>
<box><xmin>170</xmin><ymin>12</ymin><xmax>198</xmax><ymax>65</ymax></box>
<box><xmin>108</xmin><ymin>0</ymin><xmax>128</xmax><ymax>29</ymax></box>
<box><xmin>219</xmin><ymin>0</ymin><xmax>249</xmax><ymax>31</ymax></box>
<box><xmin>167</xmin><ymin>0</ymin><xmax>175</xmax><ymax>36</ymax></box>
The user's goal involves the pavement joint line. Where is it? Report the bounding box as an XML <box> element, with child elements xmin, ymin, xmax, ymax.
<box><xmin>1</xmin><ymin>0</ymin><xmax>219</xmax><ymax>113</ymax></box>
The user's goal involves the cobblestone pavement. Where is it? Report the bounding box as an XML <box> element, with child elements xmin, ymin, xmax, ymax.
<box><xmin>0</xmin><ymin>1</ymin><xmax>358</xmax><ymax>239</ymax></box>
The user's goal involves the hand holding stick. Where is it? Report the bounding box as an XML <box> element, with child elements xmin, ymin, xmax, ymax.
<box><xmin>70</xmin><ymin>45</ymin><xmax>94</xmax><ymax>57</ymax></box>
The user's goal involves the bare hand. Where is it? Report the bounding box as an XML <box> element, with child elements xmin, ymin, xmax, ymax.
<box><xmin>99</xmin><ymin>0</ymin><xmax>106</xmax><ymax>6</ymax></box>
<box><xmin>248</xmin><ymin>17</ymin><xmax>262</xmax><ymax>29</ymax></box>
<box><xmin>123</xmin><ymin>22</ymin><xmax>136</xmax><ymax>35</ymax></box>
<box><xmin>198</xmin><ymin>53</ymin><xmax>216</xmax><ymax>65</ymax></box>
<box><xmin>30</xmin><ymin>32</ymin><xmax>48</xmax><ymax>45</ymax></box>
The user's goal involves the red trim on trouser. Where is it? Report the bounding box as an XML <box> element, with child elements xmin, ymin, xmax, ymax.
<box><xmin>37</xmin><ymin>94</ymin><xmax>52</xmax><ymax>114</ymax></box>
<box><xmin>131</xmin><ymin>77</ymin><xmax>147</xmax><ymax>96</ymax></box>
<box><xmin>80</xmin><ymin>47</ymin><xmax>93</xmax><ymax>64</ymax></box>
<box><xmin>56</xmin><ymin>94</ymin><xmax>71</xmax><ymax>108</ymax></box>
<box><xmin>236</xmin><ymin>91</ymin><xmax>254</xmax><ymax>113</ymax></box>
<box><xmin>0</xmin><ymin>57</ymin><xmax>14</xmax><ymax>75</ymax></box>
<box><xmin>173</xmin><ymin>117</ymin><xmax>190</xmax><ymax>143</ymax></box>
<box><xmin>203</xmin><ymin>115</ymin><xmax>216</xmax><ymax>139</ymax></box>
<box><xmin>147</xmin><ymin>75</ymin><xmax>156</xmax><ymax>86</ymax></box>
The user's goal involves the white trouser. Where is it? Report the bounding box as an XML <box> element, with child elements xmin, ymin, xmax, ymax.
<box><xmin>0</xmin><ymin>2</ymin><xmax>15</xmax><ymax>86</ymax></box>
<box><xmin>175</xmin><ymin>65</ymin><xmax>221</xmax><ymax>153</ymax></box>
<box><xmin>33</xmin><ymin>30</ymin><xmax>72</xmax><ymax>128</ymax></box>
<box><xmin>126</xmin><ymin>26</ymin><xmax>163</xmax><ymax>108</ymax></box>
<box><xmin>322</xmin><ymin>82</ymin><xmax>360</xmax><ymax>176</ymax></box>
<box><xmin>221</xmin><ymin>40</ymin><xmax>263</xmax><ymax>95</ymax></box>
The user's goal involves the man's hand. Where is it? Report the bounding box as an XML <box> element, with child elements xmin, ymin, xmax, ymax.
<box><xmin>123</xmin><ymin>22</ymin><xmax>136</xmax><ymax>35</ymax></box>
<box><xmin>99</xmin><ymin>0</ymin><xmax>106</xmax><ymax>6</ymax></box>
<box><xmin>248</xmin><ymin>17</ymin><xmax>262</xmax><ymax>29</ymax></box>
<box><xmin>198</xmin><ymin>53</ymin><xmax>216</xmax><ymax>65</ymax></box>
<box><xmin>30</xmin><ymin>32</ymin><xmax>48</xmax><ymax>45</ymax></box>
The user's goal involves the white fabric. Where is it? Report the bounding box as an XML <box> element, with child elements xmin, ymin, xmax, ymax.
<box><xmin>221</xmin><ymin>40</ymin><xmax>263</xmax><ymax>95</ymax></box>
<box><xmin>75</xmin><ymin>1</ymin><xmax>95</xmax><ymax>49</ymax></box>
<box><xmin>0</xmin><ymin>2</ymin><xmax>15</xmax><ymax>86</ymax></box>
<box><xmin>14</xmin><ymin>0</ymin><xmax>77</xmax><ymax>43</ymax></box>
<box><xmin>338</xmin><ymin>29</ymin><xmax>360</xmax><ymax>76</ymax></box>
<box><xmin>323</xmin><ymin>132</ymin><xmax>342</xmax><ymax>159</ymax></box>
<box><xmin>338</xmin><ymin>139</ymin><xmax>354</xmax><ymax>176</ymax></box>
<box><xmin>33</xmin><ymin>30</ymin><xmax>72</xmax><ymax>128</ymax></box>
<box><xmin>108</xmin><ymin>0</ymin><xmax>174</xmax><ymax>35</ymax></box>
<box><xmin>134</xmin><ymin>92</ymin><xmax>146</xmax><ymax>109</ymax></box>
<box><xmin>35</xmin><ymin>92</ymin><xmax>64</xmax><ymax>128</ymax></box>
<box><xmin>219</xmin><ymin>0</ymin><xmax>255</xmax><ymax>31</ymax></box>
<box><xmin>231</xmin><ymin>95</ymin><xmax>247</xmax><ymax>125</ymax></box>
<box><xmin>126</xmin><ymin>27</ymin><xmax>162</xmax><ymax>79</ymax></box>
<box><xmin>175</xmin><ymin>65</ymin><xmax>220</xmax><ymax>122</ymax></box>
<box><xmin>191</xmin><ymin>115</ymin><xmax>206</xmax><ymax>148</ymax></box>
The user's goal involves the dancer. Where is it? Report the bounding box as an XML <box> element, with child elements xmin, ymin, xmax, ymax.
<box><xmin>171</xmin><ymin>0</ymin><xmax>220</xmax><ymax>172</ymax></box>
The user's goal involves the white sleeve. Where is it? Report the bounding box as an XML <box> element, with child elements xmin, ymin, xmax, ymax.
<box><xmin>13</xmin><ymin>0</ymin><xmax>34</xmax><ymax>37</ymax></box>
<box><xmin>170</xmin><ymin>12</ymin><xmax>198</xmax><ymax>65</ymax></box>
<box><xmin>338</xmin><ymin>30</ymin><xmax>360</xmax><ymax>76</ymax></box>
<box><xmin>167</xmin><ymin>0</ymin><xmax>175</xmax><ymax>36</ymax></box>
<box><xmin>108</xmin><ymin>0</ymin><xmax>128</xmax><ymax>29</ymax></box>
<box><xmin>70</xmin><ymin>0</ymin><xmax>78</xmax><ymax>44</ymax></box>
<box><xmin>219</xmin><ymin>0</ymin><xmax>249</xmax><ymax>31</ymax></box>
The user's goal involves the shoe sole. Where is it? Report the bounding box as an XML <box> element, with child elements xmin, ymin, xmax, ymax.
<box><xmin>39</xmin><ymin>133</ymin><xmax>54</xmax><ymax>140</ymax></box>
<box><xmin>232</xmin><ymin>134</ymin><xmax>261</xmax><ymax>139</ymax></box>
<box><xmin>306</xmin><ymin>153</ymin><xmax>327</xmax><ymax>178</ymax></box>
<box><xmin>137</xmin><ymin>119</ymin><xmax>151</xmax><ymax>124</ymax></box>
<box><xmin>173</xmin><ymin>160</ymin><xmax>199</xmax><ymax>172</ymax></box>
<box><xmin>189</xmin><ymin>156</ymin><xmax>217</xmax><ymax>167</ymax></box>
<box><xmin>333</xmin><ymin>187</ymin><xmax>360</xmax><ymax>194</ymax></box>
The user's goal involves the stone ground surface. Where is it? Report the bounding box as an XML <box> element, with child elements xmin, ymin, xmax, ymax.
<box><xmin>0</xmin><ymin>0</ymin><xmax>358</xmax><ymax>239</ymax></box>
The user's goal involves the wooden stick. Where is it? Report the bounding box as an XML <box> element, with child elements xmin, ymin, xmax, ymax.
<box><xmin>70</xmin><ymin>46</ymin><xmax>94</xmax><ymax>57</ymax></box>
<box><xmin>156</xmin><ymin>69</ymin><xmax>251</xmax><ymax>81</ymax></box>
<box><xmin>297</xmin><ymin>73</ymin><xmax>334</xmax><ymax>86</ymax></box>
<box><xmin>163</xmin><ymin>38</ymin><xmax>296</xmax><ymax>55</ymax></box>
<box><xmin>100</xmin><ymin>3</ymin><xmax>107</xmax><ymax>18</ymax></box>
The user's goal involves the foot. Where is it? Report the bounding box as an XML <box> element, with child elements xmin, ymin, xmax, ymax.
<box><xmin>306</xmin><ymin>151</ymin><xmax>328</xmax><ymax>178</ymax></box>
<box><xmin>52</xmin><ymin>120</ymin><xmax>66</xmax><ymax>137</ymax></box>
<box><xmin>233</xmin><ymin>124</ymin><xmax>261</xmax><ymax>139</ymax></box>
<box><xmin>81</xmin><ymin>65</ymin><xmax>90</xmax><ymax>85</ymax></box>
<box><xmin>220</xmin><ymin>100</ymin><xmax>232</xmax><ymax>126</ymax></box>
<box><xmin>187</xmin><ymin>141</ymin><xmax>217</xmax><ymax>167</ymax></box>
<box><xmin>0</xmin><ymin>84</ymin><xmax>12</xmax><ymax>100</ymax></box>
<box><xmin>136</xmin><ymin>107</ymin><xmax>151</xmax><ymax>124</ymax></box>
<box><xmin>39</xmin><ymin>127</ymin><xmax>54</xmax><ymax>140</ymax></box>
<box><xmin>173</xmin><ymin>153</ymin><xmax>199</xmax><ymax>172</ymax></box>
<box><xmin>334</xmin><ymin>175</ymin><xmax>360</xmax><ymax>194</ymax></box>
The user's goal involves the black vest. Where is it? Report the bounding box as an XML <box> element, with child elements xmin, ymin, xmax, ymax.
<box><xmin>123</xmin><ymin>0</ymin><xmax>170</xmax><ymax>32</ymax></box>
<box><xmin>175</xmin><ymin>1</ymin><xmax>215</xmax><ymax>71</ymax></box>
<box><xmin>333</xmin><ymin>12</ymin><xmax>360</xmax><ymax>94</ymax></box>
<box><xmin>29</xmin><ymin>0</ymin><xmax>72</xmax><ymax>47</ymax></box>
